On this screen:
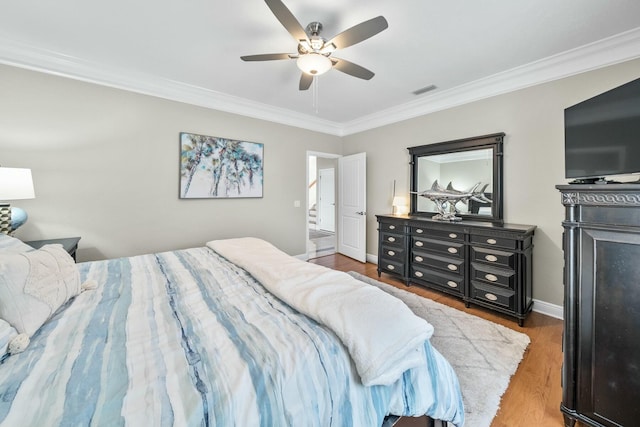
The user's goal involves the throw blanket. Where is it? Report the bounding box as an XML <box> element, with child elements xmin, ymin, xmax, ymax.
<box><xmin>207</xmin><ymin>237</ymin><xmax>434</xmax><ymax>386</ymax></box>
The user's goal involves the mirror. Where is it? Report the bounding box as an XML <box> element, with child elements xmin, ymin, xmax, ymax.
<box><xmin>408</xmin><ymin>133</ymin><xmax>504</xmax><ymax>223</ymax></box>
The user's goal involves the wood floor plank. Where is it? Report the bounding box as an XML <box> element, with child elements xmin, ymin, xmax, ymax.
<box><xmin>309</xmin><ymin>254</ymin><xmax>565</xmax><ymax>427</ymax></box>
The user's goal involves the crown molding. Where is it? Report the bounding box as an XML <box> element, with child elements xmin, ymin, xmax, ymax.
<box><xmin>341</xmin><ymin>27</ymin><xmax>640</xmax><ymax>135</ymax></box>
<box><xmin>1</xmin><ymin>27</ymin><xmax>639</xmax><ymax>137</ymax></box>
<box><xmin>0</xmin><ymin>36</ymin><xmax>344</xmax><ymax>136</ymax></box>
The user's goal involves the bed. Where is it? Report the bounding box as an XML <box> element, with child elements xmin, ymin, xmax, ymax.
<box><xmin>0</xmin><ymin>234</ymin><xmax>464</xmax><ymax>426</ymax></box>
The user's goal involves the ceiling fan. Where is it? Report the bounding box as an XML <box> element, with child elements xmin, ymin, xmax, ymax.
<box><xmin>241</xmin><ymin>0</ymin><xmax>388</xmax><ymax>90</ymax></box>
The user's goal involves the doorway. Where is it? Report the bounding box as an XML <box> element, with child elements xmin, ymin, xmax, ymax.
<box><xmin>307</xmin><ymin>152</ymin><xmax>338</xmax><ymax>259</ymax></box>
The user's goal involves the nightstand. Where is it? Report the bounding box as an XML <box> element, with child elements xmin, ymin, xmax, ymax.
<box><xmin>25</xmin><ymin>237</ymin><xmax>81</xmax><ymax>262</ymax></box>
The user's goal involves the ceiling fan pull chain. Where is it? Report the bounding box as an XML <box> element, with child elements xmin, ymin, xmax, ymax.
<box><xmin>313</xmin><ymin>77</ymin><xmax>319</xmax><ymax>114</ymax></box>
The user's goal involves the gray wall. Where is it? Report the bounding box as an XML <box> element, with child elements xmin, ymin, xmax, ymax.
<box><xmin>342</xmin><ymin>58</ymin><xmax>640</xmax><ymax>306</ymax></box>
<box><xmin>0</xmin><ymin>64</ymin><xmax>342</xmax><ymax>260</ymax></box>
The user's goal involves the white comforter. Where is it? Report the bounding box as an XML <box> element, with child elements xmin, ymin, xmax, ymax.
<box><xmin>207</xmin><ymin>237</ymin><xmax>435</xmax><ymax>386</ymax></box>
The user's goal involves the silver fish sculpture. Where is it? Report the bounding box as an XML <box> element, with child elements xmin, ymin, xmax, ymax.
<box><xmin>412</xmin><ymin>180</ymin><xmax>492</xmax><ymax>221</ymax></box>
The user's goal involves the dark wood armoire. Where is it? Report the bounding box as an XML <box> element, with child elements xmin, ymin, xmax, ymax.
<box><xmin>558</xmin><ymin>184</ymin><xmax>640</xmax><ymax>427</ymax></box>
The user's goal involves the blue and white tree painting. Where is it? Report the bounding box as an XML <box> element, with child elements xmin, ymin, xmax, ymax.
<box><xmin>180</xmin><ymin>132</ymin><xmax>264</xmax><ymax>198</ymax></box>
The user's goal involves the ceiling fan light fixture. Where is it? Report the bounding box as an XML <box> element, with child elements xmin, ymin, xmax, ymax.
<box><xmin>297</xmin><ymin>53</ymin><xmax>332</xmax><ymax>76</ymax></box>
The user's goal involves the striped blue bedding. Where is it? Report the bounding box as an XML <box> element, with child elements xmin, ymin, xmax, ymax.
<box><xmin>0</xmin><ymin>247</ymin><xmax>463</xmax><ymax>426</ymax></box>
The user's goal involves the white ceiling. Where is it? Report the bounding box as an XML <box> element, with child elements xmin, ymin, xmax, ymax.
<box><xmin>1</xmin><ymin>0</ymin><xmax>640</xmax><ymax>136</ymax></box>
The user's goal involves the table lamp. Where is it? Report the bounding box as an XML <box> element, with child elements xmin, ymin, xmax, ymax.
<box><xmin>391</xmin><ymin>179</ymin><xmax>408</xmax><ymax>215</ymax></box>
<box><xmin>0</xmin><ymin>167</ymin><xmax>36</xmax><ymax>235</ymax></box>
<box><xmin>392</xmin><ymin>196</ymin><xmax>408</xmax><ymax>215</ymax></box>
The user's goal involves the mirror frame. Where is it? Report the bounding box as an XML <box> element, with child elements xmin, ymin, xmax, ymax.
<box><xmin>408</xmin><ymin>132</ymin><xmax>504</xmax><ymax>223</ymax></box>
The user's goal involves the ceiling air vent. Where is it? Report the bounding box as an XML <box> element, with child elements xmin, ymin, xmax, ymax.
<box><xmin>412</xmin><ymin>85</ymin><xmax>437</xmax><ymax>95</ymax></box>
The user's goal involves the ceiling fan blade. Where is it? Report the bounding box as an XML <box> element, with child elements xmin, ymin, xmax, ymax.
<box><xmin>327</xmin><ymin>16</ymin><xmax>388</xmax><ymax>50</ymax></box>
<box><xmin>332</xmin><ymin>58</ymin><xmax>375</xmax><ymax>80</ymax></box>
<box><xmin>264</xmin><ymin>0</ymin><xmax>309</xmax><ymax>42</ymax></box>
<box><xmin>299</xmin><ymin>73</ymin><xmax>313</xmax><ymax>91</ymax></box>
<box><xmin>241</xmin><ymin>53</ymin><xmax>294</xmax><ymax>61</ymax></box>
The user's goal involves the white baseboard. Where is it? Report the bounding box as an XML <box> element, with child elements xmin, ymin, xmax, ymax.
<box><xmin>531</xmin><ymin>299</ymin><xmax>564</xmax><ymax>319</ymax></box>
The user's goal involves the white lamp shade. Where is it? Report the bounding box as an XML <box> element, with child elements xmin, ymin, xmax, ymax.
<box><xmin>0</xmin><ymin>168</ymin><xmax>35</xmax><ymax>200</ymax></box>
<box><xmin>296</xmin><ymin>53</ymin><xmax>332</xmax><ymax>76</ymax></box>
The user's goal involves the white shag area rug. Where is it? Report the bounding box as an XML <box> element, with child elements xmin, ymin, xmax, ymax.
<box><xmin>348</xmin><ymin>272</ymin><xmax>530</xmax><ymax>427</ymax></box>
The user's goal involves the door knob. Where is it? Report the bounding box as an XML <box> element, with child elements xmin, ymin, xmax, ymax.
<box><xmin>356</xmin><ymin>211</ymin><xmax>366</xmax><ymax>215</ymax></box>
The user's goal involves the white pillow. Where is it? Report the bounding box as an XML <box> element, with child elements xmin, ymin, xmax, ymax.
<box><xmin>0</xmin><ymin>244</ymin><xmax>81</xmax><ymax>337</ymax></box>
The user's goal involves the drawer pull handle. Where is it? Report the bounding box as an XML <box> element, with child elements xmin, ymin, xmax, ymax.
<box><xmin>416</xmin><ymin>229</ymin><xmax>424</xmax><ymax>234</ymax></box>
<box><xmin>485</xmin><ymin>274</ymin><xmax>498</xmax><ymax>282</ymax></box>
<box><xmin>486</xmin><ymin>238</ymin><xmax>497</xmax><ymax>245</ymax></box>
<box><xmin>447</xmin><ymin>247</ymin><xmax>458</xmax><ymax>254</ymax></box>
<box><xmin>485</xmin><ymin>255</ymin><xmax>498</xmax><ymax>262</ymax></box>
<box><xmin>415</xmin><ymin>271</ymin><xmax>423</xmax><ymax>278</ymax></box>
<box><xmin>387</xmin><ymin>265</ymin><xmax>395</xmax><ymax>270</ymax></box>
<box><xmin>414</xmin><ymin>256</ymin><xmax>424</xmax><ymax>262</ymax></box>
<box><xmin>387</xmin><ymin>250</ymin><xmax>396</xmax><ymax>256</ymax></box>
<box><xmin>447</xmin><ymin>281</ymin><xmax>458</xmax><ymax>288</ymax></box>
<box><xmin>388</xmin><ymin>237</ymin><xmax>396</xmax><ymax>242</ymax></box>
<box><xmin>449</xmin><ymin>233</ymin><xmax>458</xmax><ymax>239</ymax></box>
<box><xmin>389</xmin><ymin>225</ymin><xmax>396</xmax><ymax>230</ymax></box>
<box><xmin>447</xmin><ymin>264</ymin><xmax>458</xmax><ymax>271</ymax></box>
<box><xmin>415</xmin><ymin>241</ymin><xmax>424</xmax><ymax>247</ymax></box>
<box><xmin>485</xmin><ymin>293</ymin><xmax>498</xmax><ymax>301</ymax></box>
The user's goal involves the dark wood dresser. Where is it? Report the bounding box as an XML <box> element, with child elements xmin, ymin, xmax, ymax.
<box><xmin>558</xmin><ymin>184</ymin><xmax>640</xmax><ymax>427</ymax></box>
<box><xmin>376</xmin><ymin>214</ymin><xmax>536</xmax><ymax>325</ymax></box>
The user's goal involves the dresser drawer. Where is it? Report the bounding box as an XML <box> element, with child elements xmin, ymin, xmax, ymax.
<box><xmin>380</xmin><ymin>244</ymin><xmax>405</xmax><ymax>262</ymax></box>
<box><xmin>470</xmin><ymin>281</ymin><xmax>515</xmax><ymax>310</ymax></box>
<box><xmin>380</xmin><ymin>232</ymin><xmax>405</xmax><ymax>247</ymax></box>
<box><xmin>380</xmin><ymin>221</ymin><xmax>404</xmax><ymax>233</ymax></box>
<box><xmin>411</xmin><ymin>226</ymin><xmax>464</xmax><ymax>242</ymax></box>
<box><xmin>470</xmin><ymin>234</ymin><xmax>516</xmax><ymax>250</ymax></box>
<box><xmin>471</xmin><ymin>262</ymin><xmax>515</xmax><ymax>289</ymax></box>
<box><xmin>470</xmin><ymin>246</ymin><xmax>516</xmax><ymax>269</ymax></box>
<box><xmin>411</xmin><ymin>266</ymin><xmax>464</xmax><ymax>294</ymax></box>
<box><xmin>412</xmin><ymin>236</ymin><xmax>464</xmax><ymax>258</ymax></box>
<box><xmin>380</xmin><ymin>258</ymin><xmax>404</xmax><ymax>275</ymax></box>
<box><xmin>413</xmin><ymin>251</ymin><xmax>464</xmax><ymax>276</ymax></box>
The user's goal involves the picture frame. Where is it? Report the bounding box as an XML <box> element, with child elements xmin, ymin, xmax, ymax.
<box><xmin>180</xmin><ymin>132</ymin><xmax>264</xmax><ymax>199</ymax></box>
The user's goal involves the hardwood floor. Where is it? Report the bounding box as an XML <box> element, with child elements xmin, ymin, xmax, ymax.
<box><xmin>309</xmin><ymin>254</ymin><xmax>565</xmax><ymax>427</ymax></box>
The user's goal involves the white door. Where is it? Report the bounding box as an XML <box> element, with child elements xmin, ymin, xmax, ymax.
<box><xmin>338</xmin><ymin>152</ymin><xmax>366</xmax><ymax>262</ymax></box>
<box><xmin>318</xmin><ymin>168</ymin><xmax>335</xmax><ymax>232</ymax></box>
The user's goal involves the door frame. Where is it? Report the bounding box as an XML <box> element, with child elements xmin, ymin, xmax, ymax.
<box><xmin>306</xmin><ymin>151</ymin><xmax>341</xmax><ymax>259</ymax></box>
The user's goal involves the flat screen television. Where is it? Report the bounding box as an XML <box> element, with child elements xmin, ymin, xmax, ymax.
<box><xmin>564</xmin><ymin>76</ymin><xmax>640</xmax><ymax>183</ymax></box>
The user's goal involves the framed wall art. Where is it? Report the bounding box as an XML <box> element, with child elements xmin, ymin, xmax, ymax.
<box><xmin>180</xmin><ymin>132</ymin><xmax>264</xmax><ymax>199</ymax></box>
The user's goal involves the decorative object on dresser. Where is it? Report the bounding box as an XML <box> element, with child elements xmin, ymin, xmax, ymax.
<box><xmin>412</xmin><ymin>179</ymin><xmax>491</xmax><ymax>222</ymax></box>
<box><xmin>409</xmin><ymin>133</ymin><xmax>504</xmax><ymax>223</ymax></box>
<box><xmin>25</xmin><ymin>237</ymin><xmax>81</xmax><ymax>262</ymax></box>
<box><xmin>558</xmin><ymin>184</ymin><xmax>640</xmax><ymax>427</ymax></box>
<box><xmin>0</xmin><ymin>167</ymin><xmax>36</xmax><ymax>235</ymax></box>
<box><xmin>391</xmin><ymin>179</ymin><xmax>409</xmax><ymax>215</ymax></box>
<box><xmin>377</xmin><ymin>215</ymin><xmax>535</xmax><ymax>326</ymax></box>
